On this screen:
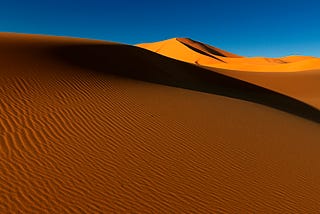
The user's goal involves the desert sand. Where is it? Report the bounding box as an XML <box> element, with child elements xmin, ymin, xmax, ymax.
<box><xmin>138</xmin><ymin>38</ymin><xmax>320</xmax><ymax>72</ymax></box>
<box><xmin>1</xmin><ymin>33</ymin><xmax>320</xmax><ymax>213</ymax></box>
<box><xmin>138</xmin><ymin>38</ymin><xmax>320</xmax><ymax>109</ymax></box>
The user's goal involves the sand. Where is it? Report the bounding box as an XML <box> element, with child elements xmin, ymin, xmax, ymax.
<box><xmin>138</xmin><ymin>38</ymin><xmax>320</xmax><ymax>109</ymax></box>
<box><xmin>138</xmin><ymin>38</ymin><xmax>320</xmax><ymax>72</ymax></box>
<box><xmin>1</xmin><ymin>33</ymin><xmax>320</xmax><ymax>213</ymax></box>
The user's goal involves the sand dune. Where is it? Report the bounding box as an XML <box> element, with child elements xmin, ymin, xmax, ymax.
<box><xmin>1</xmin><ymin>33</ymin><xmax>320</xmax><ymax>213</ymax></box>
<box><xmin>138</xmin><ymin>38</ymin><xmax>320</xmax><ymax>109</ymax></box>
<box><xmin>138</xmin><ymin>38</ymin><xmax>320</xmax><ymax>72</ymax></box>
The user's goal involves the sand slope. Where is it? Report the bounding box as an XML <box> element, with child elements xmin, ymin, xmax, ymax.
<box><xmin>1</xmin><ymin>33</ymin><xmax>320</xmax><ymax>213</ymax></box>
<box><xmin>138</xmin><ymin>38</ymin><xmax>320</xmax><ymax>72</ymax></box>
<box><xmin>209</xmin><ymin>67</ymin><xmax>320</xmax><ymax>110</ymax></box>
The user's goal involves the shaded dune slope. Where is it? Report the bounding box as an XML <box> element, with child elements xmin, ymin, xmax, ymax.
<box><xmin>206</xmin><ymin>66</ymin><xmax>320</xmax><ymax>110</ymax></box>
<box><xmin>176</xmin><ymin>38</ymin><xmax>242</xmax><ymax>58</ymax></box>
<box><xmin>52</xmin><ymin>43</ymin><xmax>320</xmax><ymax>123</ymax></box>
<box><xmin>1</xmin><ymin>33</ymin><xmax>320</xmax><ymax>213</ymax></box>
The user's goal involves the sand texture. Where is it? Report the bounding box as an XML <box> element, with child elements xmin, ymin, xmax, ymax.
<box><xmin>1</xmin><ymin>33</ymin><xmax>320</xmax><ymax>213</ymax></box>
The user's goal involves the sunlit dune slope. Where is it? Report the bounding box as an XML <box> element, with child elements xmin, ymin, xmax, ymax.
<box><xmin>137</xmin><ymin>38</ymin><xmax>225</xmax><ymax>65</ymax></box>
<box><xmin>1</xmin><ymin>33</ymin><xmax>320</xmax><ymax>213</ymax></box>
<box><xmin>137</xmin><ymin>38</ymin><xmax>320</xmax><ymax>72</ymax></box>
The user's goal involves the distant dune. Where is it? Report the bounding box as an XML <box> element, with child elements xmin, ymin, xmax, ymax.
<box><xmin>137</xmin><ymin>38</ymin><xmax>320</xmax><ymax>72</ymax></box>
<box><xmin>1</xmin><ymin>33</ymin><xmax>320</xmax><ymax>213</ymax></box>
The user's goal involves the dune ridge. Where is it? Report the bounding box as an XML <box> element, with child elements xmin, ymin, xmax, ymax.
<box><xmin>176</xmin><ymin>38</ymin><xmax>242</xmax><ymax>58</ymax></box>
<box><xmin>1</xmin><ymin>33</ymin><xmax>320</xmax><ymax>213</ymax></box>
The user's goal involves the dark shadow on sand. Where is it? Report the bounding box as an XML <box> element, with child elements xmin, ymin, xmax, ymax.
<box><xmin>50</xmin><ymin>44</ymin><xmax>320</xmax><ymax>123</ymax></box>
<box><xmin>177</xmin><ymin>40</ymin><xmax>226</xmax><ymax>62</ymax></box>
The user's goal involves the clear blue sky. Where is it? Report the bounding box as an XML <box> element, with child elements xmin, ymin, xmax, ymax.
<box><xmin>1</xmin><ymin>0</ymin><xmax>319</xmax><ymax>57</ymax></box>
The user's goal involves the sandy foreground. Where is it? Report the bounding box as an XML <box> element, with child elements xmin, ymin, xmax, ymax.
<box><xmin>1</xmin><ymin>33</ymin><xmax>320</xmax><ymax>213</ymax></box>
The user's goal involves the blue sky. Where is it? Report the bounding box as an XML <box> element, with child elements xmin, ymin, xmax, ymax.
<box><xmin>1</xmin><ymin>0</ymin><xmax>319</xmax><ymax>57</ymax></box>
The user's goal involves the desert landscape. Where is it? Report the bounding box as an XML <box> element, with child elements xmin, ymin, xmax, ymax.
<box><xmin>1</xmin><ymin>33</ymin><xmax>320</xmax><ymax>213</ymax></box>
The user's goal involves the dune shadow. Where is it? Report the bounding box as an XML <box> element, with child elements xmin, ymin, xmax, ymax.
<box><xmin>177</xmin><ymin>40</ymin><xmax>226</xmax><ymax>62</ymax></box>
<box><xmin>50</xmin><ymin>44</ymin><xmax>320</xmax><ymax>123</ymax></box>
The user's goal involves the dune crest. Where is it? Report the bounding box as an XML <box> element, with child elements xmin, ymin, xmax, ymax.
<box><xmin>1</xmin><ymin>33</ymin><xmax>320</xmax><ymax>213</ymax></box>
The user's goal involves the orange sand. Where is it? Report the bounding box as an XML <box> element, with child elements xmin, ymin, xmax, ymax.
<box><xmin>1</xmin><ymin>33</ymin><xmax>320</xmax><ymax>213</ymax></box>
<box><xmin>138</xmin><ymin>38</ymin><xmax>320</xmax><ymax>109</ymax></box>
<box><xmin>138</xmin><ymin>38</ymin><xmax>320</xmax><ymax>72</ymax></box>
